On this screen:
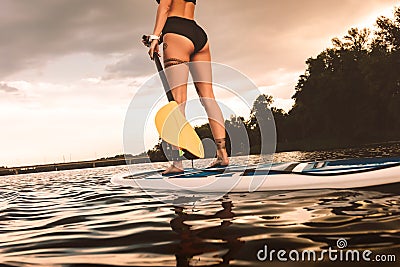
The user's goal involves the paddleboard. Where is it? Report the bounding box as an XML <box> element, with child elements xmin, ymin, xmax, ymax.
<box><xmin>111</xmin><ymin>157</ymin><xmax>400</xmax><ymax>192</ymax></box>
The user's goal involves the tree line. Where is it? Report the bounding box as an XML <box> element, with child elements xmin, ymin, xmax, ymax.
<box><xmin>148</xmin><ymin>7</ymin><xmax>400</xmax><ymax>161</ymax></box>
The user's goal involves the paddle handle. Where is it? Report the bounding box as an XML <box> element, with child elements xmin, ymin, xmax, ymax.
<box><xmin>153</xmin><ymin>52</ymin><xmax>175</xmax><ymax>102</ymax></box>
<box><xmin>142</xmin><ymin>35</ymin><xmax>174</xmax><ymax>102</ymax></box>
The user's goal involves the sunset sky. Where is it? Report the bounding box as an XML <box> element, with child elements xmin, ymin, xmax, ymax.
<box><xmin>0</xmin><ymin>0</ymin><xmax>397</xmax><ymax>166</ymax></box>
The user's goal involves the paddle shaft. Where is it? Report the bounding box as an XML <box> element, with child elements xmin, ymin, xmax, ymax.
<box><xmin>153</xmin><ymin>52</ymin><xmax>175</xmax><ymax>102</ymax></box>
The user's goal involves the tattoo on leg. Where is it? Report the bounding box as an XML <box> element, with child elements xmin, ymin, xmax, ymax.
<box><xmin>215</xmin><ymin>138</ymin><xmax>226</xmax><ymax>150</ymax></box>
<box><xmin>164</xmin><ymin>58</ymin><xmax>189</xmax><ymax>68</ymax></box>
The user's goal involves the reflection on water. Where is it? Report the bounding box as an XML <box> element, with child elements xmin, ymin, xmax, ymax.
<box><xmin>170</xmin><ymin>200</ymin><xmax>243</xmax><ymax>266</ymax></box>
<box><xmin>0</xmin><ymin>143</ymin><xmax>399</xmax><ymax>267</ymax></box>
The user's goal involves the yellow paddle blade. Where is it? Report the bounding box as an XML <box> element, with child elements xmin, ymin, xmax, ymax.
<box><xmin>155</xmin><ymin>101</ymin><xmax>204</xmax><ymax>158</ymax></box>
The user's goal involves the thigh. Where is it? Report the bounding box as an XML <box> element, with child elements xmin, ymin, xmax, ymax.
<box><xmin>163</xmin><ymin>33</ymin><xmax>194</xmax><ymax>102</ymax></box>
<box><xmin>189</xmin><ymin>42</ymin><xmax>214</xmax><ymax>99</ymax></box>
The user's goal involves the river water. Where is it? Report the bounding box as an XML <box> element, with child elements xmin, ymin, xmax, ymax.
<box><xmin>1</xmin><ymin>143</ymin><xmax>399</xmax><ymax>267</ymax></box>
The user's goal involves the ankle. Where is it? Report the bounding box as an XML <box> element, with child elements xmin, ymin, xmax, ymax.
<box><xmin>172</xmin><ymin>162</ymin><xmax>182</xmax><ymax>168</ymax></box>
<box><xmin>215</xmin><ymin>138</ymin><xmax>226</xmax><ymax>150</ymax></box>
<box><xmin>217</xmin><ymin>148</ymin><xmax>228</xmax><ymax>157</ymax></box>
<box><xmin>216</xmin><ymin>153</ymin><xmax>229</xmax><ymax>163</ymax></box>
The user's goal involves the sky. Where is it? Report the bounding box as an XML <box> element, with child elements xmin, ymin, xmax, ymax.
<box><xmin>0</xmin><ymin>0</ymin><xmax>398</xmax><ymax>167</ymax></box>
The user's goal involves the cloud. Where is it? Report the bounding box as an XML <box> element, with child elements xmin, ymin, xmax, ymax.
<box><xmin>103</xmin><ymin>51</ymin><xmax>155</xmax><ymax>80</ymax></box>
<box><xmin>0</xmin><ymin>83</ymin><xmax>19</xmax><ymax>94</ymax></box>
<box><xmin>201</xmin><ymin>0</ymin><xmax>396</xmax><ymax>74</ymax></box>
<box><xmin>1</xmin><ymin>0</ymin><xmax>395</xmax><ymax>81</ymax></box>
<box><xmin>0</xmin><ymin>0</ymin><xmax>154</xmax><ymax>78</ymax></box>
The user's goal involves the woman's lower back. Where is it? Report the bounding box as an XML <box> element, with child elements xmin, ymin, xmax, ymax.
<box><xmin>168</xmin><ymin>0</ymin><xmax>195</xmax><ymax>20</ymax></box>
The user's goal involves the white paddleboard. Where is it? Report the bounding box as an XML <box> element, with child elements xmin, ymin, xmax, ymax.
<box><xmin>111</xmin><ymin>157</ymin><xmax>400</xmax><ymax>192</ymax></box>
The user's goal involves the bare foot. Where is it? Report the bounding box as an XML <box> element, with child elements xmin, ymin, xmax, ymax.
<box><xmin>209</xmin><ymin>158</ymin><xmax>229</xmax><ymax>167</ymax></box>
<box><xmin>162</xmin><ymin>164</ymin><xmax>184</xmax><ymax>175</ymax></box>
<box><xmin>209</xmin><ymin>150</ymin><xmax>229</xmax><ymax>167</ymax></box>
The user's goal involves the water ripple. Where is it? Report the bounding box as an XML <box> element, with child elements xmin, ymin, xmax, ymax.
<box><xmin>1</xmin><ymin>146</ymin><xmax>400</xmax><ymax>266</ymax></box>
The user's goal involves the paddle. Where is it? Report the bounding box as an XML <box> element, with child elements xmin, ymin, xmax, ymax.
<box><xmin>142</xmin><ymin>35</ymin><xmax>204</xmax><ymax>158</ymax></box>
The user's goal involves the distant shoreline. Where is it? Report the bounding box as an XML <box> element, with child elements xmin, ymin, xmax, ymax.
<box><xmin>0</xmin><ymin>156</ymin><xmax>148</xmax><ymax>176</ymax></box>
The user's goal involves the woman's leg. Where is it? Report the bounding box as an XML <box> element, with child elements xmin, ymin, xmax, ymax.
<box><xmin>189</xmin><ymin>42</ymin><xmax>229</xmax><ymax>166</ymax></box>
<box><xmin>162</xmin><ymin>33</ymin><xmax>194</xmax><ymax>174</ymax></box>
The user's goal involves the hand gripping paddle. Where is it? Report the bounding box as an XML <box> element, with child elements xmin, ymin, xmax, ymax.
<box><xmin>142</xmin><ymin>35</ymin><xmax>204</xmax><ymax>158</ymax></box>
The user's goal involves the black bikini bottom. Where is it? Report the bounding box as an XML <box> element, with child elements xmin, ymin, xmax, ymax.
<box><xmin>161</xmin><ymin>16</ymin><xmax>208</xmax><ymax>54</ymax></box>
